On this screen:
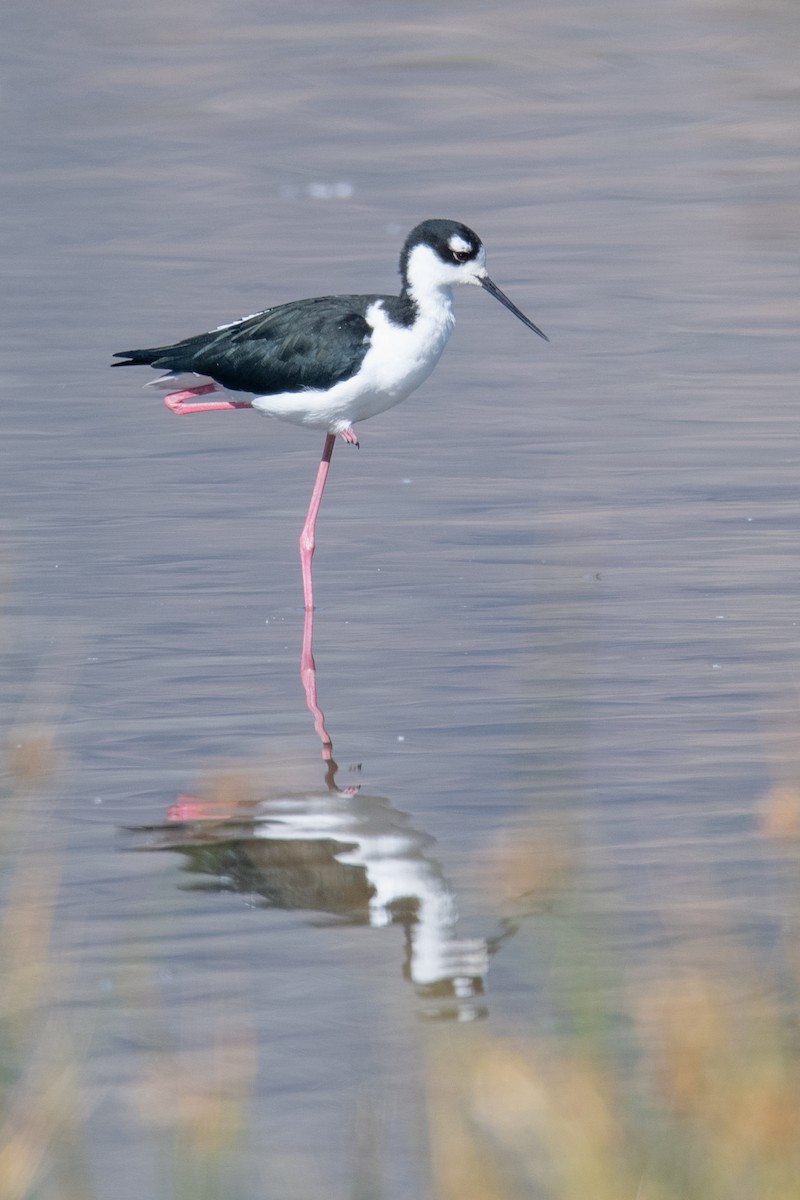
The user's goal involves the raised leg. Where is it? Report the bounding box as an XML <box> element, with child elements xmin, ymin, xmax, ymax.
<box><xmin>164</xmin><ymin>383</ymin><xmax>252</xmax><ymax>415</ymax></box>
<box><xmin>167</xmin><ymin>795</ymin><xmax>239</xmax><ymax>822</ymax></box>
<box><xmin>299</xmin><ymin>432</ymin><xmax>336</xmax><ymax>612</ymax></box>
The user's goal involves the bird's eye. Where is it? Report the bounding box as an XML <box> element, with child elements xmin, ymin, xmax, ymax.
<box><xmin>451</xmin><ymin>249</ymin><xmax>471</xmax><ymax>264</ymax></box>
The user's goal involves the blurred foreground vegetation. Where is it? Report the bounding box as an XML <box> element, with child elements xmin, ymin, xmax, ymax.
<box><xmin>2</xmin><ymin>726</ymin><xmax>799</xmax><ymax>1199</ymax></box>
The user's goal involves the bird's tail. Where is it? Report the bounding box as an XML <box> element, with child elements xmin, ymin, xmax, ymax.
<box><xmin>111</xmin><ymin>348</ymin><xmax>162</xmax><ymax>368</ymax></box>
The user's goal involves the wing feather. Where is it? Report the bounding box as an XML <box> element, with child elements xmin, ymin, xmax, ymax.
<box><xmin>113</xmin><ymin>295</ymin><xmax>377</xmax><ymax>395</ymax></box>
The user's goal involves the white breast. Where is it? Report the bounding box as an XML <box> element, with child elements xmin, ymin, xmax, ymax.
<box><xmin>345</xmin><ymin>295</ymin><xmax>454</xmax><ymax>402</ymax></box>
<box><xmin>251</xmin><ymin>292</ymin><xmax>456</xmax><ymax>433</ymax></box>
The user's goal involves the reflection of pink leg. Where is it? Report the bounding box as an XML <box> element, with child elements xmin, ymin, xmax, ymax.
<box><xmin>299</xmin><ymin>433</ymin><xmax>335</xmax><ymax>612</ymax></box>
<box><xmin>164</xmin><ymin>383</ymin><xmax>252</xmax><ymax>415</ymax></box>
<box><xmin>168</xmin><ymin>794</ymin><xmax>236</xmax><ymax>822</ymax></box>
<box><xmin>300</xmin><ymin>602</ymin><xmax>333</xmax><ymax>759</ymax></box>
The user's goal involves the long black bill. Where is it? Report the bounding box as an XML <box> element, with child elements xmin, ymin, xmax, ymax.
<box><xmin>480</xmin><ymin>276</ymin><xmax>549</xmax><ymax>341</ymax></box>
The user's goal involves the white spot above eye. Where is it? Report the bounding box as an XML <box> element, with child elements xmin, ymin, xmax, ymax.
<box><xmin>448</xmin><ymin>235</ymin><xmax>472</xmax><ymax>254</ymax></box>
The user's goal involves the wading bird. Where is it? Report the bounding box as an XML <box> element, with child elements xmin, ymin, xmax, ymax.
<box><xmin>113</xmin><ymin>219</ymin><xmax>547</xmax><ymax>609</ymax></box>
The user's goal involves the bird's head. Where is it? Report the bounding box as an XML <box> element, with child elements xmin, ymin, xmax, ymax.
<box><xmin>401</xmin><ymin>219</ymin><xmax>547</xmax><ymax>340</ymax></box>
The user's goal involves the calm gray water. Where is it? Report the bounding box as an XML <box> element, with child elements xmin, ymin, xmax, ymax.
<box><xmin>3</xmin><ymin>0</ymin><xmax>800</xmax><ymax>1193</ymax></box>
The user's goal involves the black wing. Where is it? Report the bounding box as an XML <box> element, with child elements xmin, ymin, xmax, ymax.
<box><xmin>112</xmin><ymin>294</ymin><xmax>377</xmax><ymax>395</ymax></box>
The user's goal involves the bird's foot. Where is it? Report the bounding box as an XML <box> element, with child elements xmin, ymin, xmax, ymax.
<box><xmin>339</xmin><ymin>427</ymin><xmax>360</xmax><ymax>448</ymax></box>
<box><xmin>164</xmin><ymin>383</ymin><xmax>252</xmax><ymax>415</ymax></box>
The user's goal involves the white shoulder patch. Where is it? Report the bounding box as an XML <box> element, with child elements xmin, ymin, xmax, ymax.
<box><xmin>215</xmin><ymin>309</ymin><xmax>268</xmax><ymax>331</ymax></box>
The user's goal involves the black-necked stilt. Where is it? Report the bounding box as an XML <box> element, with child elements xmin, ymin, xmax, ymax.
<box><xmin>113</xmin><ymin>219</ymin><xmax>547</xmax><ymax>609</ymax></box>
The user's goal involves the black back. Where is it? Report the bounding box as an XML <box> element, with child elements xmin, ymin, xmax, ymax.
<box><xmin>112</xmin><ymin>293</ymin><xmax>389</xmax><ymax>395</ymax></box>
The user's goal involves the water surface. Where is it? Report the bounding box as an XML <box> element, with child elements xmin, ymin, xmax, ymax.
<box><xmin>2</xmin><ymin>0</ymin><xmax>800</xmax><ymax>1193</ymax></box>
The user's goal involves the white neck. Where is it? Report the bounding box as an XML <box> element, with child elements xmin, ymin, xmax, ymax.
<box><xmin>404</xmin><ymin>244</ymin><xmax>458</xmax><ymax>312</ymax></box>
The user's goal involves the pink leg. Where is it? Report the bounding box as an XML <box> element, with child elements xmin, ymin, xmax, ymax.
<box><xmin>301</xmin><ymin>606</ymin><xmax>360</xmax><ymax>786</ymax></box>
<box><xmin>299</xmin><ymin>432</ymin><xmax>335</xmax><ymax>612</ymax></box>
<box><xmin>300</xmin><ymin>602</ymin><xmax>333</xmax><ymax>759</ymax></box>
<box><xmin>339</xmin><ymin>426</ymin><xmax>359</xmax><ymax>447</ymax></box>
<box><xmin>164</xmin><ymin>383</ymin><xmax>252</xmax><ymax>415</ymax></box>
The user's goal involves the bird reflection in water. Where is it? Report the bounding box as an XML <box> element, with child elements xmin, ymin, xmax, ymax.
<box><xmin>127</xmin><ymin>606</ymin><xmax>517</xmax><ymax>1020</ymax></box>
